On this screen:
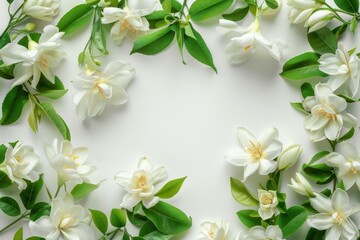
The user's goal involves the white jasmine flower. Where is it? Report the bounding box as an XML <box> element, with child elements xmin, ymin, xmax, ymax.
<box><xmin>319</xmin><ymin>43</ymin><xmax>360</xmax><ymax>97</ymax></box>
<box><xmin>23</xmin><ymin>0</ymin><xmax>60</xmax><ymax>21</ymax></box>
<box><xmin>217</xmin><ymin>19</ymin><xmax>286</xmax><ymax>64</ymax></box>
<box><xmin>73</xmin><ymin>60</ymin><xmax>135</xmax><ymax>120</ymax></box>
<box><xmin>197</xmin><ymin>220</ymin><xmax>230</xmax><ymax>240</ymax></box>
<box><xmin>288</xmin><ymin>173</ymin><xmax>315</xmax><ymax>197</ymax></box>
<box><xmin>258</xmin><ymin>190</ymin><xmax>278</xmax><ymax>220</ymax></box>
<box><xmin>225</xmin><ymin>127</ymin><xmax>282</xmax><ymax>181</ymax></box>
<box><xmin>277</xmin><ymin>144</ymin><xmax>302</xmax><ymax>170</ymax></box>
<box><xmin>238</xmin><ymin>225</ymin><xmax>284</xmax><ymax>240</ymax></box>
<box><xmin>303</xmin><ymin>83</ymin><xmax>357</xmax><ymax>142</ymax></box>
<box><xmin>305</xmin><ymin>10</ymin><xmax>334</xmax><ymax>32</ymax></box>
<box><xmin>260</xmin><ymin>0</ymin><xmax>282</xmax><ymax>16</ymax></box>
<box><xmin>101</xmin><ymin>0</ymin><xmax>156</xmax><ymax>44</ymax></box>
<box><xmin>287</xmin><ymin>0</ymin><xmax>322</xmax><ymax>24</ymax></box>
<box><xmin>325</xmin><ymin>142</ymin><xmax>360</xmax><ymax>190</ymax></box>
<box><xmin>308</xmin><ymin>189</ymin><xmax>360</xmax><ymax>240</ymax></box>
<box><xmin>0</xmin><ymin>25</ymin><xmax>65</xmax><ymax>88</ymax></box>
<box><xmin>29</xmin><ymin>195</ymin><xmax>95</xmax><ymax>240</ymax></box>
<box><xmin>114</xmin><ymin>157</ymin><xmax>167</xmax><ymax>210</ymax></box>
<box><xmin>0</xmin><ymin>142</ymin><xmax>39</xmax><ymax>190</ymax></box>
<box><xmin>44</xmin><ymin>139</ymin><xmax>96</xmax><ymax>186</ymax></box>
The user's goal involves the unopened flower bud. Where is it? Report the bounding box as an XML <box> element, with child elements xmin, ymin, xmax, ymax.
<box><xmin>288</xmin><ymin>173</ymin><xmax>315</xmax><ymax>197</ymax></box>
<box><xmin>278</xmin><ymin>144</ymin><xmax>302</xmax><ymax>170</ymax></box>
<box><xmin>24</xmin><ymin>22</ymin><xmax>37</xmax><ymax>32</ymax></box>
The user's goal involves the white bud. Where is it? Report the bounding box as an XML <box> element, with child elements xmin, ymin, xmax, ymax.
<box><xmin>288</xmin><ymin>173</ymin><xmax>315</xmax><ymax>197</ymax></box>
<box><xmin>305</xmin><ymin>10</ymin><xmax>334</xmax><ymax>32</ymax></box>
<box><xmin>24</xmin><ymin>22</ymin><xmax>37</xmax><ymax>32</ymax></box>
<box><xmin>278</xmin><ymin>144</ymin><xmax>302</xmax><ymax>170</ymax></box>
<box><xmin>260</xmin><ymin>0</ymin><xmax>282</xmax><ymax>16</ymax></box>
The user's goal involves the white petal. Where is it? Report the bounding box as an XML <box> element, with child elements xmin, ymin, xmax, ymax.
<box><xmin>307</xmin><ymin>214</ymin><xmax>334</xmax><ymax>230</ymax></box>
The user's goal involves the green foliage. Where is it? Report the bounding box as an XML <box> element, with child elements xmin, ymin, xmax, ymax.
<box><xmin>57</xmin><ymin>4</ymin><xmax>95</xmax><ymax>35</ymax></box>
<box><xmin>110</xmin><ymin>208</ymin><xmax>127</xmax><ymax>228</ymax></box>
<box><xmin>92</xmin><ymin>10</ymin><xmax>108</xmax><ymax>54</ymax></box>
<box><xmin>127</xmin><ymin>206</ymin><xmax>148</xmax><ymax>227</ymax></box>
<box><xmin>20</xmin><ymin>174</ymin><xmax>44</xmax><ymax>210</ymax></box>
<box><xmin>275</xmin><ymin>206</ymin><xmax>307</xmax><ymax>238</ymax></box>
<box><xmin>265</xmin><ymin>0</ymin><xmax>279</xmax><ymax>9</ymax></box>
<box><xmin>0</xmin><ymin>60</ymin><xmax>14</xmax><ymax>79</ymax></box>
<box><xmin>301</xmin><ymin>83</ymin><xmax>314</xmax><ymax>99</ymax></box>
<box><xmin>30</xmin><ymin>202</ymin><xmax>51</xmax><ymax>221</ymax></box>
<box><xmin>338</xmin><ymin>127</ymin><xmax>355</xmax><ymax>143</ymax></box>
<box><xmin>0</xmin><ymin>171</ymin><xmax>12</xmax><ymax>189</ymax></box>
<box><xmin>306</xmin><ymin>228</ymin><xmax>326</xmax><ymax>240</ymax></box>
<box><xmin>0</xmin><ymin>85</ymin><xmax>29</xmax><ymax>125</ymax></box>
<box><xmin>155</xmin><ymin>177</ymin><xmax>186</xmax><ymax>199</ymax></box>
<box><xmin>0</xmin><ymin>196</ymin><xmax>21</xmax><ymax>216</ymax></box>
<box><xmin>90</xmin><ymin>209</ymin><xmax>108</xmax><ymax>234</ymax></box>
<box><xmin>334</xmin><ymin>0</ymin><xmax>359</xmax><ymax>13</ymax></box>
<box><xmin>290</xmin><ymin>102</ymin><xmax>309</xmax><ymax>114</ymax></box>
<box><xmin>309</xmin><ymin>151</ymin><xmax>330</xmax><ymax>165</ymax></box>
<box><xmin>13</xmin><ymin>227</ymin><xmax>23</xmax><ymax>240</ymax></box>
<box><xmin>160</xmin><ymin>0</ymin><xmax>182</xmax><ymax>13</ymax></box>
<box><xmin>230</xmin><ymin>177</ymin><xmax>259</xmax><ymax>206</ymax></box>
<box><xmin>303</xmin><ymin>163</ymin><xmax>335</xmax><ymax>184</ymax></box>
<box><xmin>189</xmin><ymin>0</ymin><xmax>233</xmax><ymax>21</ymax></box>
<box><xmin>236</xmin><ymin>209</ymin><xmax>262</xmax><ymax>228</ymax></box>
<box><xmin>71</xmin><ymin>182</ymin><xmax>100</xmax><ymax>200</ymax></box>
<box><xmin>145</xmin><ymin>11</ymin><xmax>172</xmax><ymax>29</ymax></box>
<box><xmin>222</xmin><ymin>7</ymin><xmax>249</xmax><ymax>21</ymax></box>
<box><xmin>307</xmin><ymin>27</ymin><xmax>337</xmax><ymax>54</ymax></box>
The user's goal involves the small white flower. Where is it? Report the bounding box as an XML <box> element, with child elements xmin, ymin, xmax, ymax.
<box><xmin>29</xmin><ymin>195</ymin><xmax>95</xmax><ymax>240</ymax></box>
<box><xmin>73</xmin><ymin>60</ymin><xmax>135</xmax><ymax>120</ymax></box>
<box><xmin>303</xmin><ymin>83</ymin><xmax>357</xmax><ymax>142</ymax></box>
<box><xmin>287</xmin><ymin>0</ymin><xmax>322</xmax><ymax>24</ymax></box>
<box><xmin>217</xmin><ymin>19</ymin><xmax>286</xmax><ymax>64</ymax></box>
<box><xmin>238</xmin><ymin>225</ymin><xmax>284</xmax><ymax>240</ymax></box>
<box><xmin>44</xmin><ymin>139</ymin><xmax>96</xmax><ymax>186</ymax></box>
<box><xmin>277</xmin><ymin>144</ymin><xmax>302</xmax><ymax>170</ymax></box>
<box><xmin>308</xmin><ymin>189</ymin><xmax>360</xmax><ymax>240</ymax></box>
<box><xmin>0</xmin><ymin>142</ymin><xmax>39</xmax><ymax>190</ymax></box>
<box><xmin>260</xmin><ymin>0</ymin><xmax>282</xmax><ymax>16</ymax></box>
<box><xmin>23</xmin><ymin>0</ymin><xmax>60</xmax><ymax>21</ymax></box>
<box><xmin>258</xmin><ymin>190</ymin><xmax>278</xmax><ymax>220</ymax></box>
<box><xmin>288</xmin><ymin>173</ymin><xmax>315</xmax><ymax>197</ymax></box>
<box><xmin>115</xmin><ymin>157</ymin><xmax>167</xmax><ymax>210</ymax></box>
<box><xmin>197</xmin><ymin>220</ymin><xmax>230</xmax><ymax>240</ymax></box>
<box><xmin>225</xmin><ymin>127</ymin><xmax>282</xmax><ymax>181</ymax></box>
<box><xmin>0</xmin><ymin>25</ymin><xmax>65</xmax><ymax>88</ymax></box>
<box><xmin>305</xmin><ymin>10</ymin><xmax>334</xmax><ymax>32</ymax></box>
<box><xmin>101</xmin><ymin>0</ymin><xmax>156</xmax><ymax>44</ymax></box>
<box><xmin>325</xmin><ymin>142</ymin><xmax>360</xmax><ymax>191</ymax></box>
<box><xmin>319</xmin><ymin>43</ymin><xmax>360</xmax><ymax>97</ymax></box>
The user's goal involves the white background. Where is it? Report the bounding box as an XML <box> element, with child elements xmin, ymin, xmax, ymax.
<box><xmin>1</xmin><ymin>0</ymin><xmax>360</xmax><ymax>239</ymax></box>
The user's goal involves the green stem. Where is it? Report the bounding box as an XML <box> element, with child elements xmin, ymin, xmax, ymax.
<box><xmin>333</xmin><ymin>177</ymin><xmax>337</xmax><ymax>192</ymax></box>
<box><xmin>1</xmin><ymin>4</ymin><xmax>26</xmax><ymax>39</ymax></box>
<box><xmin>179</xmin><ymin>0</ymin><xmax>188</xmax><ymax>20</ymax></box>
<box><xmin>54</xmin><ymin>184</ymin><xmax>63</xmax><ymax>198</ymax></box>
<box><xmin>109</xmin><ymin>229</ymin><xmax>120</xmax><ymax>240</ymax></box>
<box><xmin>323</xmin><ymin>2</ymin><xmax>347</xmax><ymax>23</ymax></box>
<box><xmin>0</xmin><ymin>212</ymin><xmax>29</xmax><ymax>235</ymax></box>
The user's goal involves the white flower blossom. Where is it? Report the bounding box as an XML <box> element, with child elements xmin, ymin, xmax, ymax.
<box><xmin>101</xmin><ymin>0</ymin><xmax>156</xmax><ymax>44</ymax></box>
<box><xmin>325</xmin><ymin>142</ymin><xmax>360</xmax><ymax>191</ymax></box>
<box><xmin>29</xmin><ymin>195</ymin><xmax>95</xmax><ymax>240</ymax></box>
<box><xmin>303</xmin><ymin>83</ymin><xmax>357</xmax><ymax>142</ymax></box>
<box><xmin>73</xmin><ymin>60</ymin><xmax>135</xmax><ymax>120</ymax></box>
<box><xmin>287</xmin><ymin>0</ymin><xmax>322</xmax><ymax>24</ymax></box>
<box><xmin>308</xmin><ymin>189</ymin><xmax>360</xmax><ymax>240</ymax></box>
<box><xmin>277</xmin><ymin>144</ymin><xmax>302</xmax><ymax>170</ymax></box>
<box><xmin>258</xmin><ymin>190</ymin><xmax>278</xmax><ymax>220</ymax></box>
<box><xmin>217</xmin><ymin>19</ymin><xmax>286</xmax><ymax>64</ymax></box>
<box><xmin>225</xmin><ymin>127</ymin><xmax>282</xmax><ymax>181</ymax></box>
<box><xmin>288</xmin><ymin>173</ymin><xmax>315</xmax><ymax>197</ymax></box>
<box><xmin>0</xmin><ymin>142</ymin><xmax>39</xmax><ymax>190</ymax></box>
<box><xmin>197</xmin><ymin>220</ymin><xmax>230</xmax><ymax>240</ymax></box>
<box><xmin>23</xmin><ymin>0</ymin><xmax>60</xmax><ymax>21</ymax></box>
<box><xmin>114</xmin><ymin>157</ymin><xmax>167</xmax><ymax>210</ymax></box>
<box><xmin>44</xmin><ymin>139</ymin><xmax>96</xmax><ymax>186</ymax></box>
<box><xmin>305</xmin><ymin>10</ymin><xmax>334</xmax><ymax>32</ymax></box>
<box><xmin>237</xmin><ymin>225</ymin><xmax>284</xmax><ymax>240</ymax></box>
<box><xmin>0</xmin><ymin>25</ymin><xmax>65</xmax><ymax>88</ymax></box>
<box><xmin>319</xmin><ymin>43</ymin><xmax>360</xmax><ymax>97</ymax></box>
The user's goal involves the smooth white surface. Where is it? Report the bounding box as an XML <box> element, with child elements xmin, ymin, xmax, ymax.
<box><xmin>1</xmin><ymin>1</ymin><xmax>360</xmax><ymax>239</ymax></box>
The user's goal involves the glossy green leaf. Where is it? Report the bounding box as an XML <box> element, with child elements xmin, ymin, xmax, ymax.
<box><xmin>1</xmin><ymin>85</ymin><xmax>28</xmax><ymax>125</ymax></box>
<box><xmin>333</xmin><ymin>24</ymin><xmax>348</xmax><ymax>41</ymax></box>
<box><xmin>142</xmin><ymin>201</ymin><xmax>192</xmax><ymax>235</ymax></box>
<box><xmin>0</xmin><ymin>196</ymin><xmax>21</xmax><ymax>216</ymax></box>
<box><xmin>7</xmin><ymin>0</ymin><xmax>14</xmax><ymax>3</ymax></box>
<box><xmin>30</xmin><ymin>202</ymin><xmax>51</xmax><ymax>221</ymax></box>
<box><xmin>39</xmin><ymin>102</ymin><xmax>71</xmax><ymax>140</ymax></box>
<box><xmin>86</xmin><ymin>0</ymin><xmax>100</xmax><ymax>5</ymax></box>
<box><xmin>90</xmin><ymin>209</ymin><xmax>108</xmax><ymax>234</ymax></box>
<box><xmin>13</xmin><ymin>227</ymin><xmax>23</xmax><ymax>240</ymax></box>
<box><xmin>71</xmin><ymin>182</ymin><xmax>100</xmax><ymax>200</ymax></box>
<box><xmin>230</xmin><ymin>177</ymin><xmax>258</xmax><ymax>206</ymax></box>
<box><xmin>309</xmin><ymin>151</ymin><xmax>330</xmax><ymax>165</ymax></box>
<box><xmin>137</xmin><ymin>221</ymin><xmax>173</xmax><ymax>240</ymax></box>
<box><xmin>18</xmin><ymin>33</ymin><xmax>41</xmax><ymax>48</ymax></box>
<box><xmin>334</xmin><ymin>0</ymin><xmax>359</xmax><ymax>13</ymax></box>
<box><xmin>110</xmin><ymin>208</ymin><xmax>127</xmax><ymax>228</ymax></box>
<box><xmin>290</xmin><ymin>102</ymin><xmax>309</xmax><ymax>114</ymax></box>
<box><xmin>0</xmin><ymin>60</ymin><xmax>14</xmax><ymax>79</ymax></box>
<box><xmin>306</xmin><ymin>228</ymin><xmax>326</xmax><ymax>240</ymax></box>
<box><xmin>0</xmin><ymin>144</ymin><xmax>6</xmax><ymax>164</ymax></box>
<box><xmin>303</xmin><ymin>163</ymin><xmax>335</xmax><ymax>184</ymax></box>
<box><xmin>161</xmin><ymin>0</ymin><xmax>172</xmax><ymax>12</ymax></box>
<box><xmin>222</xmin><ymin>7</ymin><xmax>249</xmax><ymax>21</ymax></box>
<box><xmin>236</xmin><ymin>210</ymin><xmax>262</xmax><ymax>228</ymax></box>
<box><xmin>0</xmin><ymin>33</ymin><xmax>11</xmax><ymax>48</ymax></box>
<box><xmin>189</xmin><ymin>0</ymin><xmax>233</xmax><ymax>21</ymax></box>
<box><xmin>350</xmin><ymin>17</ymin><xmax>358</xmax><ymax>33</ymax></box>
<box><xmin>127</xmin><ymin>209</ymin><xmax>148</xmax><ymax>227</ymax></box>
<box><xmin>338</xmin><ymin>127</ymin><xmax>355</xmax><ymax>143</ymax></box>
<box><xmin>36</xmin><ymin>76</ymin><xmax>65</xmax><ymax>92</ymax></box>
<box><xmin>155</xmin><ymin>177</ymin><xmax>186</xmax><ymax>199</ymax></box>
<box><xmin>301</xmin><ymin>83</ymin><xmax>314</xmax><ymax>98</ymax></box>
<box><xmin>0</xmin><ymin>171</ymin><xmax>12</xmax><ymax>188</ymax></box>
<box><xmin>160</xmin><ymin>0</ymin><xmax>182</xmax><ymax>12</ymax></box>
<box><xmin>131</xmin><ymin>26</ymin><xmax>175</xmax><ymax>55</ymax></box>
<box><xmin>20</xmin><ymin>175</ymin><xmax>43</xmax><ymax>209</ymax></box>
<box><xmin>275</xmin><ymin>206</ymin><xmax>307</xmax><ymax>238</ymax></box>
<box><xmin>265</xmin><ymin>0</ymin><xmax>279</xmax><ymax>9</ymax></box>
<box><xmin>25</xmin><ymin>237</ymin><xmax>45</xmax><ymax>240</ymax></box>
<box><xmin>169</xmin><ymin>23</ymin><xmax>185</xmax><ymax>63</ymax></box>
<box><xmin>146</xmin><ymin>11</ymin><xmax>172</xmax><ymax>29</ymax></box>
<box><xmin>307</xmin><ymin>27</ymin><xmax>337</xmax><ymax>54</ymax></box>
<box><xmin>38</xmin><ymin>90</ymin><xmax>68</xmax><ymax>100</ymax></box>
<box><xmin>280</xmin><ymin>52</ymin><xmax>327</xmax><ymax>80</ymax></box>
<box><xmin>338</xmin><ymin>94</ymin><xmax>359</xmax><ymax>103</ymax></box>
<box><xmin>57</xmin><ymin>4</ymin><xmax>95</xmax><ymax>35</ymax></box>
<box><xmin>92</xmin><ymin>14</ymin><xmax>108</xmax><ymax>54</ymax></box>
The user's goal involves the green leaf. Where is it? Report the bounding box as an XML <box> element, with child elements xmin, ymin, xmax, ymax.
<box><xmin>38</xmin><ymin>90</ymin><xmax>68</xmax><ymax>100</ymax></box>
<box><xmin>334</xmin><ymin>0</ymin><xmax>359</xmax><ymax>13</ymax></box>
<box><xmin>155</xmin><ymin>177</ymin><xmax>186</xmax><ymax>199</ymax></box>
<box><xmin>127</xmin><ymin>208</ymin><xmax>148</xmax><ymax>227</ymax></box>
<box><xmin>7</xmin><ymin>0</ymin><xmax>15</xmax><ymax>3</ymax></box>
<box><xmin>170</xmin><ymin>23</ymin><xmax>186</xmax><ymax>63</ymax></box>
<box><xmin>20</xmin><ymin>174</ymin><xmax>44</xmax><ymax>209</ymax></box>
<box><xmin>0</xmin><ymin>144</ymin><xmax>7</xmax><ymax>164</ymax></box>
<box><xmin>39</xmin><ymin>102</ymin><xmax>71</xmax><ymax>140</ymax></box>
<box><xmin>280</xmin><ymin>52</ymin><xmax>327</xmax><ymax>80</ymax></box>
<box><xmin>0</xmin><ymin>196</ymin><xmax>21</xmax><ymax>216</ymax></box>
<box><xmin>0</xmin><ymin>33</ymin><xmax>11</xmax><ymax>49</ymax></box>
<box><xmin>222</xmin><ymin>7</ymin><xmax>249</xmax><ymax>21</ymax></box>
<box><xmin>86</xmin><ymin>0</ymin><xmax>100</xmax><ymax>5</ymax></box>
<box><xmin>265</xmin><ymin>0</ymin><xmax>279</xmax><ymax>9</ymax></box>
<box><xmin>0</xmin><ymin>171</ymin><xmax>12</xmax><ymax>188</ymax></box>
<box><xmin>90</xmin><ymin>209</ymin><xmax>108</xmax><ymax>234</ymax></box>
<box><xmin>25</xmin><ymin>237</ymin><xmax>45</xmax><ymax>240</ymax></box>
<box><xmin>110</xmin><ymin>208</ymin><xmax>126</xmax><ymax>228</ymax></box>
<box><xmin>275</xmin><ymin>206</ymin><xmax>307</xmax><ymax>238</ymax></box>
<box><xmin>350</xmin><ymin>17</ymin><xmax>358</xmax><ymax>33</ymax></box>
<box><xmin>184</xmin><ymin>23</ymin><xmax>217</xmax><ymax>72</ymax></box>
<box><xmin>290</xmin><ymin>102</ymin><xmax>309</xmax><ymax>115</ymax></box>
<box><xmin>236</xmin><ymin>210</ymin><xmax>262</xmax><ymax>228</ymax></box>
<box><xmin>301</xmin><ymin>82</ymin><xmax>314</xmax><ymax>98</ymax></box>
<box><xmin>307</xmin><ymin>27</ymin><xmax>337</xmax><ymax>54</ymax></box>
<box><xmin>30</xmin><ymin>202</ymin><xmax>51</xmax><ymax>221</ymax></box>
<box><xmin>131</xmin><ymin>26</ymin><xmax>175</xmax><ymax>55</ymax></box>
<box><xmin>138</xmin><ymin>221</ymin><xmax>173</xmax><ymax>239</ymax></box>
<box><xmin>18</xmin><ymin>33</ymin><xmax>41</xmax><ymax>48</ymax></box>
<box><xmin>160</xmin><ymin>0</ymin><xmax>182</xmax><ymax>13</ymax></box>
<box><xmin>57</xmin><ymin>4</ymin><xmax>95</xmax><ymax>35</ymax></box>
<box><xmin>309</xmin><ymin>151</ymin><xmax>330</xmax><ymax>165</ymax></box>
<box><xmin>189</xmin><ymin>0</ymin><xmax>233</xmax><ymax>21</ymax></box>
<box><xmin>0</xmin><ymin>60</ymin><xmax>14</xmax><ymax>79</ymax></box>
<box><xmin>306</xmin><ymin>228</ymin><xmax>326</xmax><ymax>240</ymax></box>
<box><xmin>338</xmin><ymin>127</ymin><xmax>355</xmax><ymax>143</ymax></box>
<box><xmin>139</xmin><ymin>221</ymin><xmax>157</xmax><ymax>236</ymax></box>
<box><xmin>161</xmin><ymin>0</ymin><xmax>172</xmax><ymax>12</ymax></box>
<box><xmin>71</xmin><ymin>182</ymin><xmax>100</xmax><ymax>200</ymax></box>
<box><xmin>1</xmin><ymin>85</ymin><xmax>29</xmax><ymax>125</ymax></box>
<box><xmin>92</xmin><ymin>13</ymin><xmax>108</xmax><ymax>54</ymax></box>
<box><xmin>338</xmin><ymin>94</ymin><xmax>359</xmax><ymax>103</ymax></box>
<box><xmin>146</xmin><ymin>11</ymin><xmax>172</xmax><ymax>29</ymax></box>
<box><xmin>142</xmin><ymin>201</ymin><xmax>192</xmax><ymax>235</ymax></box>
<box><xmin>122</xmin><ymin>229</ymin><xmax>132</xmax><ymax>240</ymax></box>
<box><xmin>303</xmin><ymin>163</ymin><xmax>335</xmax><ymax>184</ymax></box>
<box><xmin>332</xmin><ymin>24</ymin><xmax>348</xmax><ymax>41</ymax></box>
<box><xmin>13</xmin><ymin>227</ymin><xmax>23</xmax><ymax>240</ymax></box>
<box><xmin>36</xmin><ymin>76</ymin><xmax>65</xmax><ymax>92</ymax></box>
<box><xmin>230</xmin><ymin>177</ymin><xmax>259</xmax><ymax>206</ymax></box>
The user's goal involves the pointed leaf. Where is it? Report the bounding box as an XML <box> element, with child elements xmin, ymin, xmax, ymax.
<box><xmin>0</xmin><ymin>197</ymin><xmax>21</xmax><ymax>216</ymax></box>
<box><xmin>1</xmin><ymin>85</ymin><xmax>29</xmax><ymax>125</ymax></box>
<box><xmin>155</xmin><ymin>177</ymin><xmax>186</xmax><ymax>199</ymax></box>
<box><xmin>189</xmin><ymin>0</ymin><xmax>233</xmax><ymax>21</ymax></box>
<box><xmin>307</xmin><ymin>27</ymin><xmax>337</xmax><ymax>54</ymax></box>
<box><xmin>57</xmin><ymin>4</ymin><xmax>95</xmax><ymax>35</ymax></box>
<box><xmin>71</xmin><ymin>182</ymin><xmax>100</xmax><ymax>200</ymax></box>
<box><xmin>90</xmin><ymin>209</ymin><xmax>108</xmax><ymax>234</ymax></box>
<box><xmin>230</xmin><ymin>177</ymin><xmax>258</xmax><ymax>206</ymax></box>
<box><xmin>110</xmin><ymin>208</ymin><xmax>127</xmax><ymax>228</ymax></box>
<box><xmin>275</xmin><ymin>206</ymin><xmax>307</xmax><ymax>238</ymax></box>
<box><xmin>20</xmin><ymin>174</ymin><xmax>44</xmax><ymax>209</ymax></box>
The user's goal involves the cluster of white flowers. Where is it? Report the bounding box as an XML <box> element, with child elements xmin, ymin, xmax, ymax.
<box><xmin>197</xmin><ymin>220</ymin><xmax>230</xmax><ymax>240</ymax></box>
<box><xmin>237</xmin><ymin>225</ymin><xmax>284</xmax><ymax>240</ymax></box>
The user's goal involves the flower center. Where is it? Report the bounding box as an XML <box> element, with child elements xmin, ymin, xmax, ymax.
<box><xmin>332</xmin><ymin>212</ymin><xmax>344</xmax><ymax>225</ymax></box>
<box><xmin>260</xmin><ymin>193</ymin><xmax>273</xmax><ymax>205</ymax></box>
<box><xmin>122</xmin><ymin>20</ymin><xmax>136</xmax><ymax>32</ymax></box>
<box><xmin>39</xmin><ymin>57</ymin><xmax>48</xmax><ymax>68</ymax></box>
<box><xmin>349</xmin><ymin>164</ymin><xmax>358</xmax><ymax>174</ymax></box>
<box><xmin>247</xmin><ymin>141</ymin><xmax>263</xmax><ymax>160</ymax></box>
<box><xmin>243</xmin><ymin>45</ymin><xmax>252</xmax><ymax>52</ymax></box>
<box><xmin>208</xmin><ymin>230</ymin><xmax>215</xmax><ymax>239</ymax></box>
<box><xmin>317</xmin><ymin>109</ymin><xmax>336</xmax><ymax>120</ymax></box>
<box><xmin>59</xmin><ymin>214</ymin><xmax>78</xmax><ymax>229</ymax></box>
<box><xmin>132</xmin><ymin>171</ymin><xmax>151</xmax><ymax>192</ymax></box>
